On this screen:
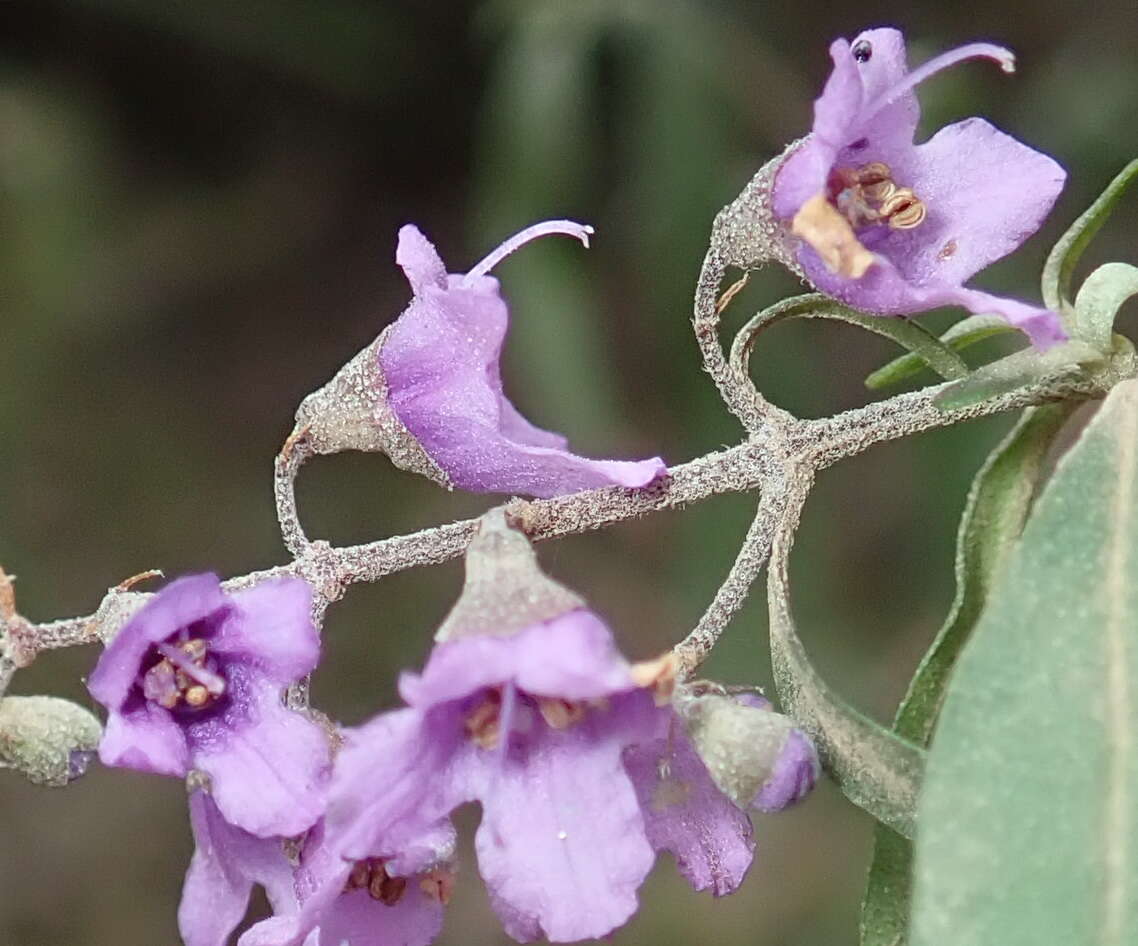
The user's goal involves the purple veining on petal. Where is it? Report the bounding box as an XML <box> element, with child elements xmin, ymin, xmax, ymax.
<box><xmin>379</xmin><ymin>223</ymin><xmax>668</xmax><ymax>498</ymax></box>
<box><xmin>771</xmin><ymin>27</ymin><xmax>1066</xmax><ymax>348</ymax></box>
<box><xmin>751</xmin><ymin>729</ymin><xmax>821</xmax><ymax>813</ymax></box>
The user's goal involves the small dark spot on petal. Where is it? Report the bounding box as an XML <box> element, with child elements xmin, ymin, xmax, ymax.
<box><xmin>937</xmin><ymin>239</ymin><xmax>958</xmax><ymax>261</ymax></box>
<box><xmin>852</xmin><ymin>40</ymin><xmax>872</xmax><ymax>63</ymax></box>
<box><xmin>848</xmin><ymin>138</ymin><xmax>869</xmax><ymax>151</ymax></box>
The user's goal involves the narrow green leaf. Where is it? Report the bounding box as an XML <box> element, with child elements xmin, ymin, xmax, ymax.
<box><xmin>865</xmin><ymin>315</ymin><xmax>1014</xmax><ymax>390</ymax></box>
<box><xmin>1042</xmin><ymin>159</ymin><xmax>1138</xmax><ymax>316</ymax></box>
<box><xmin>1073</xmin><ymin>262</ymin><xmax>1138</xmax><ymax>352</ymax></box>
<box><xmin>932</xmin><ymin>339</ymin><xmax>1102</xmax><ymax>412</ymax></box>
<box><xmin>911</xmin><ymin>379</ymin><xmax>1138</xmax><ymax>946</ymax></box>
<box><xmin>859</xmin><ymin>402</ymin><xmax>1078</xmax><ymax>946</ymax></box>
<box><xmin>767</xmin><ymin>485</ymin><xmax>926</xmax><ymax>839</ymax></box>
<box><xmin>731</xmin><ymin>294</ymin><xmax>968</xmax><ymax>384</ymax></box>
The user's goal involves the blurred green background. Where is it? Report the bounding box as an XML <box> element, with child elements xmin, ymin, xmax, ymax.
<box><xmin>1</xmin><ymin>1</ymin><xmax>1135</xmax><ymax>944</ymax></box>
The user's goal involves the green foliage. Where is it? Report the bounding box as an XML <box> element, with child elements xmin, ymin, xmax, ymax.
<box><xmin>859</xmin><ymin>402</ymin><xmax>1078</xmax><ymax>946</ymax></box>
<box><xmin>931</xmin><ymin>338</ymin><xmax>1103</xmax><ymax>412</ymax></box>
<box><xmin>1073</xmin><ymin>262</ymin><xmax>1138</xmax><ymax>352</ymax></box>
<box><xmin>1043</xmin><ymin>160</ymin><xmax>1138</xmax><ymax>319</ymax></box>
<box><xmin>910</xmin><ymin>380</ymin><xmax>1138</xmax><ymax>946</ymax></box>
<box><xmin>767</xmin><ymin>492</ymin><xmax>927</xmax><ymax>841</ymax></box>
<box><xmin>865</xmin><ymin>315</ymin><xmax>1015</xmax><ymax>390</ymax></box>
<box><xmin>731</xmin><ymin>294</ymin><xmax>968</xmax><ymax>384</ymax></box>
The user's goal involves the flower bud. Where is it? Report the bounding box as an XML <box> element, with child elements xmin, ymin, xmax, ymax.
<box><xmin>677</xmin><ymin>690</ymin><xmax>819</xmax><ymax>812</ymax></box>
<box><xmin>0</xmin><ymin>695</ymin><xmax>101</xmax><ymax>786</ymax></box>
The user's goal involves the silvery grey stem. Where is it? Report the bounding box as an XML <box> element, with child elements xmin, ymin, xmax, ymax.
<box><xmin>692</xmin><ymin>250</ymin><xmax>793</xmax><ymax>436</ymax></box>
<box><xmin>793</xmin><ymin>377</ymin><xmax>1100</xmax><ymax>469</ymax></box>
<box><xmin>674</xmin><ymin>486</ymin><xmax>783</xmax><ymax>678</ymax></box>
<box><xmin>11</xmin><ymin>372</ymin><xmax>1103</xmax><ymax>671</ymax></box>
<box><xmin>275</xmin><ymin>429</ymin><xmax>315</xmax><ymax>557</ymax></box>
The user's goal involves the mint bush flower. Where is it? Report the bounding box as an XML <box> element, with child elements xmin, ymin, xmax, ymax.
<box><xmin>233</xmin><ymin>819</ymin><xmax>451</xmax><ymax>946</ymax></box>
<box><xmin>87</xmin><ymin>574</ymin><xmax>329</xmax><ymax>837</ymax></box>
<box><xmin>766</xmin><ymin>28</ymin><xmax>1067</xmax><ymax>348</ymax></box>
<box><xmin>379</xmin><ymin>221</ymin><xmax>668</xmax><ymax>498</ymax></box>
<box><xmin>178</xmin><ymin>791</ymin><xmax>300</xmax><ymax>946</ymax></box>
<box><xmin>317</xmin><ymin>611</ymin><xmax>763</xmax><ymax>943</ymax></box>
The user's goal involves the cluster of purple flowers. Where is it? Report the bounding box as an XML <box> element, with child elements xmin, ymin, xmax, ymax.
<box><xmin>91</xmin><ymin>565</ymin><xmax>815</xmax><ymax>946</ymax></box>
<box><xmin>86</xmin><ymin>26</ymin><xmax>1066</xmax><ymax>945</ymax></box>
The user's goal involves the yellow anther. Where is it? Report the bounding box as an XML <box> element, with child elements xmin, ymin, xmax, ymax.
<box><xmin>538</xmin><ymin>698</ymin><xmax>586</xmax><ymax>730</ymax></box>
<box><xmin>881</xmin><ymin>188</ymin><xmax>927</xmax><ymax>229</ymax></box>
<box><xmin>184</xmin><ymin>685</ymin><xmax>210</xmax><ymax>708</ymax></box>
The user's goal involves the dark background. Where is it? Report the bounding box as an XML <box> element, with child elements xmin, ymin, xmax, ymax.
<box><xmin>1</xmin><ymin>1</ymin><xmax>1135</xmax><ymax>944</ymax></box>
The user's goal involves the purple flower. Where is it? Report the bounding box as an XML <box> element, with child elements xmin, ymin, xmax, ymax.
<box><xmin>178</xmin><ymin>791</ymin><xmax>301</xmax><ymax>946</ymax></box>
<box><xmin>316</xmin><ymin>611</ymin><xmax>757</xmax><ymax>943</ymax></box>
<box><xmin>379</xmin><ymin>221</ymin><xmax>668</xmax><ymax>498</ymax></box>
<box><xmin>88</xmin><ymin>574</ymin><xmax>329</xmax><ymax>837</ymax></box>
<box><xmin>238</xmin><ymin>818</ymin><xmax>451</xmax><ymax>946</ymax></box>
<box><xmin>770</xmin><ymin>28</ymin><xmax>1066</xmax><ymax>348</ymax></box>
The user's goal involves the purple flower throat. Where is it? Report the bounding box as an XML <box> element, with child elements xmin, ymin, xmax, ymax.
<box><xmin>141</xmin><ymin>620</ymin><xmax>230</xmax><ymax>713</ymax></box>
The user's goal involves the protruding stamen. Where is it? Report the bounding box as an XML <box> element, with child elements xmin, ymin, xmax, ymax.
<box><xmin>376</xmin><ymin>874</ymin><xmax>407</xmax><ymax>906</ymax></box>
<box><xmin>156</xmin><ymin>641</ymin><xmax>226</xmax><ymax>696</ymax></box>
<box><xmin>865</xmin><ymin>42</ymin><xmax>1015</xmax><ymax>120</ymax></box>
<box><xmin>420</xmin><ymin>868</ymin><xmax>456</xmax><ymax>905</ymax></box>
<box><xmin>464</xmin><ymin>220</ymin><xmax>595</xmax><ymax>283</ymax></box>
<box><xmin>630</xmin><ymin>652</ymin><xmax>680</xmax><ymax>706</ymax></box>
<box><xmin>538</xmin><ymin>697</ymin><xmax>586</xmax><ymax>730</ymax></box>
<box><xmin>465</xmin><ymin>690</ymin><xmax>502</xmax><ymax>749</ymax></box>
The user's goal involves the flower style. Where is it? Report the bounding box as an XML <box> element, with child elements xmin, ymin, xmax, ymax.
<box><xmin>88</xmin><ymin>574</ymin><xmax>329</xmax><ymax>837</ymax></box>
<box><xmin>378</xmin><ymin>221</ymin><xmax>668</xmax><ymax>498</ymax></box>
<box><xmin>766</xmin><ymin>28</ymin><xmax>1067</xmax><ymax>348</ymax></box>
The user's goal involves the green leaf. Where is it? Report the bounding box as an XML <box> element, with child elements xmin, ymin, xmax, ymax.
<box><xmin>865</xmin><ymin>315</ymin><xmax>1015</xmax><ymax>390</ymax></box>
<box><xmin>859</xmin><ymin>402</ymin><xmax>1078</xmax><ymax>946</ymax></box>
<box><xmin>731</xmin><ymin>294</ymin><xmax>968</xmax><ymax>384</ymax></box>
<box><xmin>1073</xmin><ymin>262</ymin><xmax>1138</xmax><ymax>352</ymax></box>
<box><xmin>767</xmin><ymin>485</ymin><xmax>926</xmax><ymax>839</ymax></box>
<box><xmin>1042</xmin><ymin>159</ymin><xmax>1138</xmax><ymax>317</ymax></box>
<box><xmin>911</xmin><ymin>379</ymin><xmax>1138</xmax><ymax>946</ymax></box>
<box><xmin>932</xmin><ymin>339</ymin><xmax>1103</xmax><ymax>412</ymax></box>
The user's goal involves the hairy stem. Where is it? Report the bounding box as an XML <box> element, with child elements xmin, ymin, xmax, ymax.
<box><xmin>692</xmin><ymin>250</ymin><xmax>793</xmax><ymax>435</ymax></box>
<box><xmin>674</xmin><ymin>485</ymin><xmax>783</xmax><ymax>677</ymax></box>
<box><xmin>12</xmin><ymin>373</ymin><xmax>1106</xmax><ymax>661</ymax></box>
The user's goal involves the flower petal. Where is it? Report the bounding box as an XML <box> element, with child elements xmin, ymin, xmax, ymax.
<box><xmin>380</xmin><ymin>227</ymin><xmax>667</xmax><ymax>499</ymax></box>
<box><xmin>99</xmin><ymin>698</ymin><xmax>190</xmax><ymax>776</ymax></box>
<box><xmin>212</xmin><ymin>578</ymin><xmax>320</xmax><ymax>685</ymax></box>
<box><xmin>179</xmin><ymin>791</ymin><xmax>299</xmax><ymax>946</ymax></box>
<box><xmin>315</xmin><ymin>888</ymin><xmax>443</xmax><ymax>946</ymax></box>
<box><xmin>624</xmin><ymin>728</ymin><xmax>755</xmax><ymax>896</ymax></box>
<box><xmin>400</xmin><ymin>611</ymin><xmax>634</xmax><ymax>709</ymax></box>
<box><xmin>467</xmin><ymin>712</ymin><xmax>655</xmax><ymax>942</ymax></box>
<box><xmin>396</xmin><ymin>225</ymin><xmax>447</xmax><ymax>294</ymax></box>
<box><xmin>188</xmin><ymin>666</ymin><xmax>329</xmax><ymax>837</ymax></box>
<box><xmin>751</xmin><ymin>729</ymin><xmax>820</xmax><ymax>812</ymax></box>
<box><xmin>88</xmin><ymin>573</ymin><xmax>227</xmax><ymax>709</ymax></box>
<box><xmin>326</xmin><ymin>707</ymin><xmax>466</xmax><ymax>863</ymax></box>
<box><xmin>896</xmin><ymin>117</ymin><xmax>1066</xmax><ymax>286</ymax></box>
